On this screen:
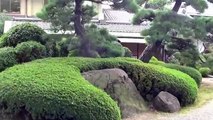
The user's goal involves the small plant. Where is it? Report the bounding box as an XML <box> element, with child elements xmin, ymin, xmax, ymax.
<box><xmin>199</xmin><ymin>67</ymin><xmax>211</xmax><ymax>77</ymax></box>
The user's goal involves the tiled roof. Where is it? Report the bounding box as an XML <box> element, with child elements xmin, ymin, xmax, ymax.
<box><xmin>96</xmin><ymin>23</ymin><xmax>149</xmax><ymax>33</ymax></box>
<box><xmin>103</xmin><ymin>9</ymin><xmax>134</xmax><ymax>24</ymax></box>
<box><xmin>9</xmin><ymin>20</ymin><xmax>51</xmax><ymax>30</ymax></box>
<box><xmin>5</xmin><ymin>9</ymin><xmax>150</xmax><ymax>34</ymax></box>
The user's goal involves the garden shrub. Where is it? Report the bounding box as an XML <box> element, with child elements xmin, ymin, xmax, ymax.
<box><xmin>0</xmin><ymin>23</ymin><xmax>46</xmax><ymax>47</ymax></box>
<box><xmin>199</xmin><ymin>67</ymin><xmax>211</xmax><ymax>77</ymax></box>
<box><xmin>150</xmin><ymin>57</ymin><xmax>202</xmax><ymax>87</ymax></box>
<box><xmin>15</xmin><ymin>41</ymin><xmax>46</xmax><ymax>63</ymax></box>
<box><xmin>0</xmin><ymin>47</ymin><xmax>17</xmax><ymax>71</ymax></box>
<box><xmin>34</xmin><ymin>57</ymin><xmax>198</xmax><ymax>106</ymax></box>
<box><xmin>0</xmin><ymin>62</ymin><xmax>121</xmax><ymax>120</ymax></box>
<box><xmin>123</xmin><ymin>47</ymin><xmax>132</xmax><ymax>57</ymax></box>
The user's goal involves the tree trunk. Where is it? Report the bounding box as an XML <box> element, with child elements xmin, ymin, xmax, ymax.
<box><xmin>139</xmin><ymin>41</ymin><xmax>162</xmax><ymax>63</ymax></box>
<box><xmin>172</xmin><ymin>0</ymin><xmax>182</xmax><ymax>12</ymax></box>
<box><xmin>74</xmin><ymin>0</ymin><xmax>92</xmax><ymax>57</ymax></box>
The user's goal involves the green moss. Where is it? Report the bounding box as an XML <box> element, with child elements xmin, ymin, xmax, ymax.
<box><xmin>0</xmin><ymin>62</ymin><xmax>121</xmax><ymax>120</ymax></box>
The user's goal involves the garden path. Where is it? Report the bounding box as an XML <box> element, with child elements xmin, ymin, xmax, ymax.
<box><xmin>124</xmin><ymin>78</ymin><xmax>213</xmax><ymax>120</ymax></box>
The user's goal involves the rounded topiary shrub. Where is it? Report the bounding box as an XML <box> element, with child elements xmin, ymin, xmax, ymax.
<box><xmin>0</xmin><ymin>47</ymin><xmax>17</xmax><ymax>71</ymax></box>
<box><xmin>0</xmin><ymin>23</ymin><xmax>46</xmax><ymax>47</ymax></box>
<box><xmin>199</xmin><ymin>67</ymin><xmax>211</xmax><ymax>77</ymax></box>
<box><xmin>0</xmin><ymin>62</ymin><xmax>121</xmax><ymax>120</ymax></box>
<box><xmin>15</xmin><ymin>41</ymin><xmax>46</xmax><ymax>63</ymax></box>
<box><xmin>33</xmin><ymin>57</ymin><xmax>198</xmax><ymax>106</ymax></box>
<box><xmin>123</xmin><ymin>47</ymin><xmax>132</xmax><ymax>57</ymax></box>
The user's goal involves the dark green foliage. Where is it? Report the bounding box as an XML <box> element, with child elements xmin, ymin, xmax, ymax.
<box><xmin>84</xmin><ymin>26</ymin><xmax>125</xmax><ymax>58</ymax></box>
<box><xmin>123</xmin><ymin>47</ymin><xmax>132</xmax><ymax>57</ymax></box>
<box><xmin>0</xmin><ymin>62</ymin><xmax>121</xmax><ymax>120</ymax></box>
<box><xmin>0</xmin><ymin>47</ymin><xmax>17</xmax><ymax>71</ymax></box>
<box><xmin>58</xmin><ymin>36</ymin><xmax>80</xmax><ymax>57</ymax></box>
<box><xmin>112</xmin><ymin>0</ymin><xmax>145</xmax><ymax>13</ymax></box>
<box><xmin>168</xmin><ymin>48</ymin><xmax>200</xmax><ymax>68</ymax></box>
<box><xmin>150</xmin><ymin>57</ymin><xmax>202</xmax><ymax>87</ymax></box>
<box><xmin>199</xmin><ymin>67</ymin><xmax>211</xmax><ymax>77</ymax></box>
<box><xmin>0</xmin><ymin>23</ymin><xmax>46</xmax><ymax>47</ymax></box>
<box><xmin>145</xmin><ymin>0</ymin><xmax>171</xmax><ymax>9</ymax></box>
<box><xmin>132</xmin><ymin>9</ymin><xmax>156</xmax><ymax>24</ymax></box>
<box><xmin>35</xmin><ymin>57</ymin><xmax>198</xmax><ymax>106</ymax></box>
<box><xmin>37</xmin><ymin>0</ymin><xmax>96</xmax><ymax>32</ymax></box>
<box><xmin>15</xmin><ymin>41</ymin><xmax>46</xmax><ymax>63</ymax></box>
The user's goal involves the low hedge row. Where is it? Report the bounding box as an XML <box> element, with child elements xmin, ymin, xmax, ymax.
<box><xmin>0</xmin><ymin>62</ymin><xmax>121</xmax><ymax>120</ymax></box>
<box><xmin>199</xmin><ymin>67</ymin><xmax>211</xmax><ymax>77</ymax></box>
<box><xmin>35</xmin><ymin>57</ymin><xmax>198</xmax><ymax>106</ymax></box>
<box><xmin>150</xmin><ymin>58</ymin><xmax>202</xmax><ymax>87</ymax></box>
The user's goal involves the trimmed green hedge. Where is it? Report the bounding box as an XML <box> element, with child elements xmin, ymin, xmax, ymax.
<box><xmin>34</xmin><ymin>57</ymin><xmax>198</xmax><ymax>106</ymax></box>
<box><xmin>150</xmin><ymin>58</ymin><xmax>202</xmax><ymax>87</ymax></box>
<box><xmin>199</xmin><ymin>67</ymin><xmax>211</xmax><ymax>77</ymax></box>
<box><xmin>0</xmin><ymin>57</ymin><xmax>198</xmax><ymax>120</ymax></box>
<box><xmin>0</xmin><ymin>47</ymin><xmax>17</xmax><ymax>71</ymax></box>
<box><xmin>0</xmin><ymin>62</ymin><xmax>121</xmax><ymax>120</ymax></box>
<box><xmin>0</xmin><ymin>23</ymin><xmax>46</xmax><ymax>47</ymax></box>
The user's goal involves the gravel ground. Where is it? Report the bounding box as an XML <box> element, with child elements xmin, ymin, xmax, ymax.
<box><xmin>124</xmin><ymin>78</ymin><xmax>213</xmax><ymax>120</ymax></box>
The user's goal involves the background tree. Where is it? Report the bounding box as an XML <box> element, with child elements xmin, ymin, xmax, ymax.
<box><xmin>38</xmin><ymin>0</ymin><xmax>130</xmax><ymax>57</ymax></box>
<box><xmin>132</xmin><ymin>0</ymin><xmax>213</xmax><ymax>63</ymax></box>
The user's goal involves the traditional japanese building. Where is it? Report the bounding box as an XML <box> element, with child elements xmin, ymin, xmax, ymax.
<box><xmin>0</xmin><ymin>0</ymin><xmax>47</xmax><ymax>16</ymax></box>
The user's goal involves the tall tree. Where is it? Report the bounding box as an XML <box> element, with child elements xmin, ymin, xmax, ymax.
<box><xmin>38</xmin><ymin>0</ymin><xmax>129</xmax><ymax>57</ymax></box>
<box><xmin>132</xmin><ymin>0</ymin><xmax>213</xmax><ymax>63</ymax></box>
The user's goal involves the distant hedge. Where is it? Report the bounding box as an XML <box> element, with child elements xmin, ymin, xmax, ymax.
<box><xmin>150</xmin><ymin>57</ymin><xmax>202</xmax><ymax>87</ymax></box>
<box><xmin>0</xmin><ymin>62</ymin><xmax>121</xmax><ymax>120</ymax></box>
<box><xmin>199</xmin><ymin>67</ymin><xmax>211</xmax><ymax>77</ymax></box>
<box><xmin>0</xmin><ymin>23</ymin><xmax>46</xmax><ymax>47</ymax></box>
<box><xmin>35</xmin><ymin>57</ymin><xmax>198</xmax><ymax>106</ymax></box>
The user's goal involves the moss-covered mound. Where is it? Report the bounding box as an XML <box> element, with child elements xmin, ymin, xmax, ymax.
<box><xmin>0</xmin><ymin>62</ymin><xmax>121</xmax><ymax>120</ymax></box>
<box><xmin>34</xmin><ymin>57</ymin><xmax>198</xmax><ymax>106</ymax></box>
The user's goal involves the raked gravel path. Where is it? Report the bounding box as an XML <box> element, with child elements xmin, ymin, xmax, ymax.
<box><xmin>124</xmin><ymin>78</ymin><xmax>213</xmax><ymax>120</ymax></box>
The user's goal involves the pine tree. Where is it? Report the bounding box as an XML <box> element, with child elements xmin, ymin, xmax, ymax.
<box><xmin>37</xmin><ymin>0</ymin><xmax>128</xmax><ymax>57</ymax></box>
<box><xmin>132</xmin><ymin>0</ymin><xmax>213</xmax><ymax>63</ymax></box>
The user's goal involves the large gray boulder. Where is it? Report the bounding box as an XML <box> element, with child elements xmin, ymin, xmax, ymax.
<box><xmin>82</xmin><ymin>68</ymin><xmax>147</xmax><ymax>118</ymax></box>
<box><xmin>153</xmin><ymin>91</ymin><xmax>181</xmax><ymax>113</ymax></box>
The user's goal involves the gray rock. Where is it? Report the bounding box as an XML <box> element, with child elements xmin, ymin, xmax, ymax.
<box><xmin>82</xmin><ymin>68</ymin><xmax>147</xmax><ymax>118</ymax></box>
<box><xmin>153</xmin><ymin>91</ymin><xmax>181</xmax><ymax>113</ymax></box>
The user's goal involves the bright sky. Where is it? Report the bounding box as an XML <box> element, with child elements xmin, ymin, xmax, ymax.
<box><xmin>177</xmin><ymin>1</ymin><xmax>213</xmax><ymax>16</ymax></box>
